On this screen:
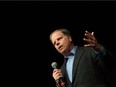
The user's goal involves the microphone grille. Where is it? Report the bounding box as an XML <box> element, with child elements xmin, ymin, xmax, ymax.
<box><xmin>51</xmin><ymin>62</ymin><xmax>58</xmax><ymax>69</ymax></box>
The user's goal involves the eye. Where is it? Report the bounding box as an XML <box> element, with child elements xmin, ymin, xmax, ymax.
<box><xmin>58</xmin><ymin>37</ymin><xmax>63</xmax><ymax>41</ymax></box>
<box><xmin>53</xmin><ymin>41</ymin><xmax>56</xmax><ymax>46</ymax></box>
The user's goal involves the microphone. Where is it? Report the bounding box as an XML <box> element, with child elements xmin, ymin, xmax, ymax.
<box><xmin>51</xmin><ymin>62</ymin><xmax>65</xmax><ymax>87</ymax></box>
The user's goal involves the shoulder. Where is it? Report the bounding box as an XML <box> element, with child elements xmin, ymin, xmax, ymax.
<box><xmin>77</xmin><ymin>46</ymin><xmax>94</xmax><ymax>52</ymax></box>
<box><xmin>76</xmin><ymin>46</ymin><xmax>97</xmax><ymax>57</ymax></box>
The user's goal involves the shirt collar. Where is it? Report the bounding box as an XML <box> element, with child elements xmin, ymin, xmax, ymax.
<box><xmin>64</xmin><ymin>46</ymin><xmax>77</xmax><ymax>58</ymax></box>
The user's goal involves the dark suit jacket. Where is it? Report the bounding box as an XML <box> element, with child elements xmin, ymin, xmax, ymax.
<box><xmin>60</xmin><ymin>46</ymin><xmax>116</xmax><ymax>87</ymax></box>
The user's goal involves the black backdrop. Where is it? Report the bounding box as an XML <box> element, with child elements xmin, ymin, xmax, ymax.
<box><xmin>1</xmin><ymin>1</ymin><xmax>116</xmax><ymax>87</ymax></box>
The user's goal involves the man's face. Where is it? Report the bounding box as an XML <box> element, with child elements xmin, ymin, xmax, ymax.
<box><xmin>50</xmin><ymin>31</ymin><xmax>72</xmax><ymax>55</ymax></box>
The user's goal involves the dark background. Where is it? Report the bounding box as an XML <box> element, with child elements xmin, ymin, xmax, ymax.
<box><xmin>1</xmin><ymin>1</ymin><xmax>116</xmax><ymax>87</ymax></box>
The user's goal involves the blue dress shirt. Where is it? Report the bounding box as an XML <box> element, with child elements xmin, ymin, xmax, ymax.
<box><xmin>65</xmin><ymin>46</ymin><xmax>77</xmax><ymax>83</ymax></box>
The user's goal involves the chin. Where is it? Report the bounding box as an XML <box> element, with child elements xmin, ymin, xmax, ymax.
<box><xmin>60</xmin><ymin>50</ymin><xmax>65</xmax><ymax>54</ymax></box>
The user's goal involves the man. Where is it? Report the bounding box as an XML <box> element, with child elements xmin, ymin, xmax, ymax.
<box><xmin>49</xmin><ymin>28</ymin><xmax>116</xmax><ymax>87</ymax></box>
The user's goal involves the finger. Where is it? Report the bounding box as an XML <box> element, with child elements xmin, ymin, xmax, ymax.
<box><xmin>85</xmin><ymin>33</ymin><xmax>93</xmax><ymax>39</ymax></box>
<box><xmin>91</xmin><ymin>32</ymin><xmax>94</xmax><ymax>36</ymax></box>
<box><xmin>85</xmin><ymin>34</ymin><xmax>95</xmax><ymax>41</ymax></box>
<box><xmin>91</xmin><ymin>32</ymin><xmax>95</xmax><ymax>40</ymax></box>
<box><xmin>85</xmin><ymin>30</ymin><xmax>90</xmax><ymax>34</ymax></box>
<box><xmin>55</xmin><ymin>73</ymin><xmax>63</xmax><ymax>80</ymax></box>
<box><xmin>84</xmin><ymin>43</ymin><xmax>95</xmax><ymax>47</ymax></box>
<box><xmin>83</xmin><ymin>38</ymin><xmax>95</xmax><ymax>44</ymax></box>
<box><xmin>85</xmin><ymin>31</ymin><xmax>92</xmax><ymax>36</ymax></box>
<box><xmin>53</xmin><ymin>69</ymin><xmax>58</xmax><ymax>73</ymax></box>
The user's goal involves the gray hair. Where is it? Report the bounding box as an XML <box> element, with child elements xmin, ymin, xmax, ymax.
<box><xmin>49</xmin><ymin>28</ymin><xmax>72</xmax><ymax>40</ymax></box>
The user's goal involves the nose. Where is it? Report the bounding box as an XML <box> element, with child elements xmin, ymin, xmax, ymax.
<box><xmin>56</xmin><ymin>41</ymin><xmax>60</xmax><ymax>46</ymax></box>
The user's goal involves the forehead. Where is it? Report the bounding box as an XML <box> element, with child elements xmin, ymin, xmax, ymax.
<box><xmin>51</xmin><ymin>31</ymin><xmax>64</xmax><ymax>39</ymax></box>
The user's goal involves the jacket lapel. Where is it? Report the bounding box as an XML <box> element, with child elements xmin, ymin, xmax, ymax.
<box><xmin>72</xmin><ymin>47</ymin><xmax>84</xmax><ymax>82</ymax></box>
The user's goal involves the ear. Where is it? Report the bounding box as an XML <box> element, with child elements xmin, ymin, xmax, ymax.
<box><xmin>69</xmin><ymin>36</ymin><xmax>72</xmax><ymax>42</ymax></box>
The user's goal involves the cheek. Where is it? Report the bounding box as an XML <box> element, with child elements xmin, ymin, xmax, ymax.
<box><xmin>61</xmin><ymin>39</ymin><xmax>67</xmax><ymax>44</ymax></box>
<box><xmin>54</xmin><ymin>45</ymin><xmax>57</xmax><ymax>48</ymax></box>
<box><xmin>65</xmin><ymin>41</ymin><xmax>70</xmax><ymax>48</ymax></box>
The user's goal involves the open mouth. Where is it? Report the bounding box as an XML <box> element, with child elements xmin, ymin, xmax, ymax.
<box><xmin>59</xmin><ymin>45</ymin><xmax>63</xmax><ymax>50</ymax></box>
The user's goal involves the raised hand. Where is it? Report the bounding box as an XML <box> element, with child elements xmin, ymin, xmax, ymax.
<box><xmin>83</xmin><ymin>30</ymin><xmax>102</xmax><ymax>52</ymax></box>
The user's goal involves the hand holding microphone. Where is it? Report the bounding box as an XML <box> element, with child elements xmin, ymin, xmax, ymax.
<box><xmin>51</xmin><ymin>62</ymin><xmax>65</xmax><ymax>87</ymax></box>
